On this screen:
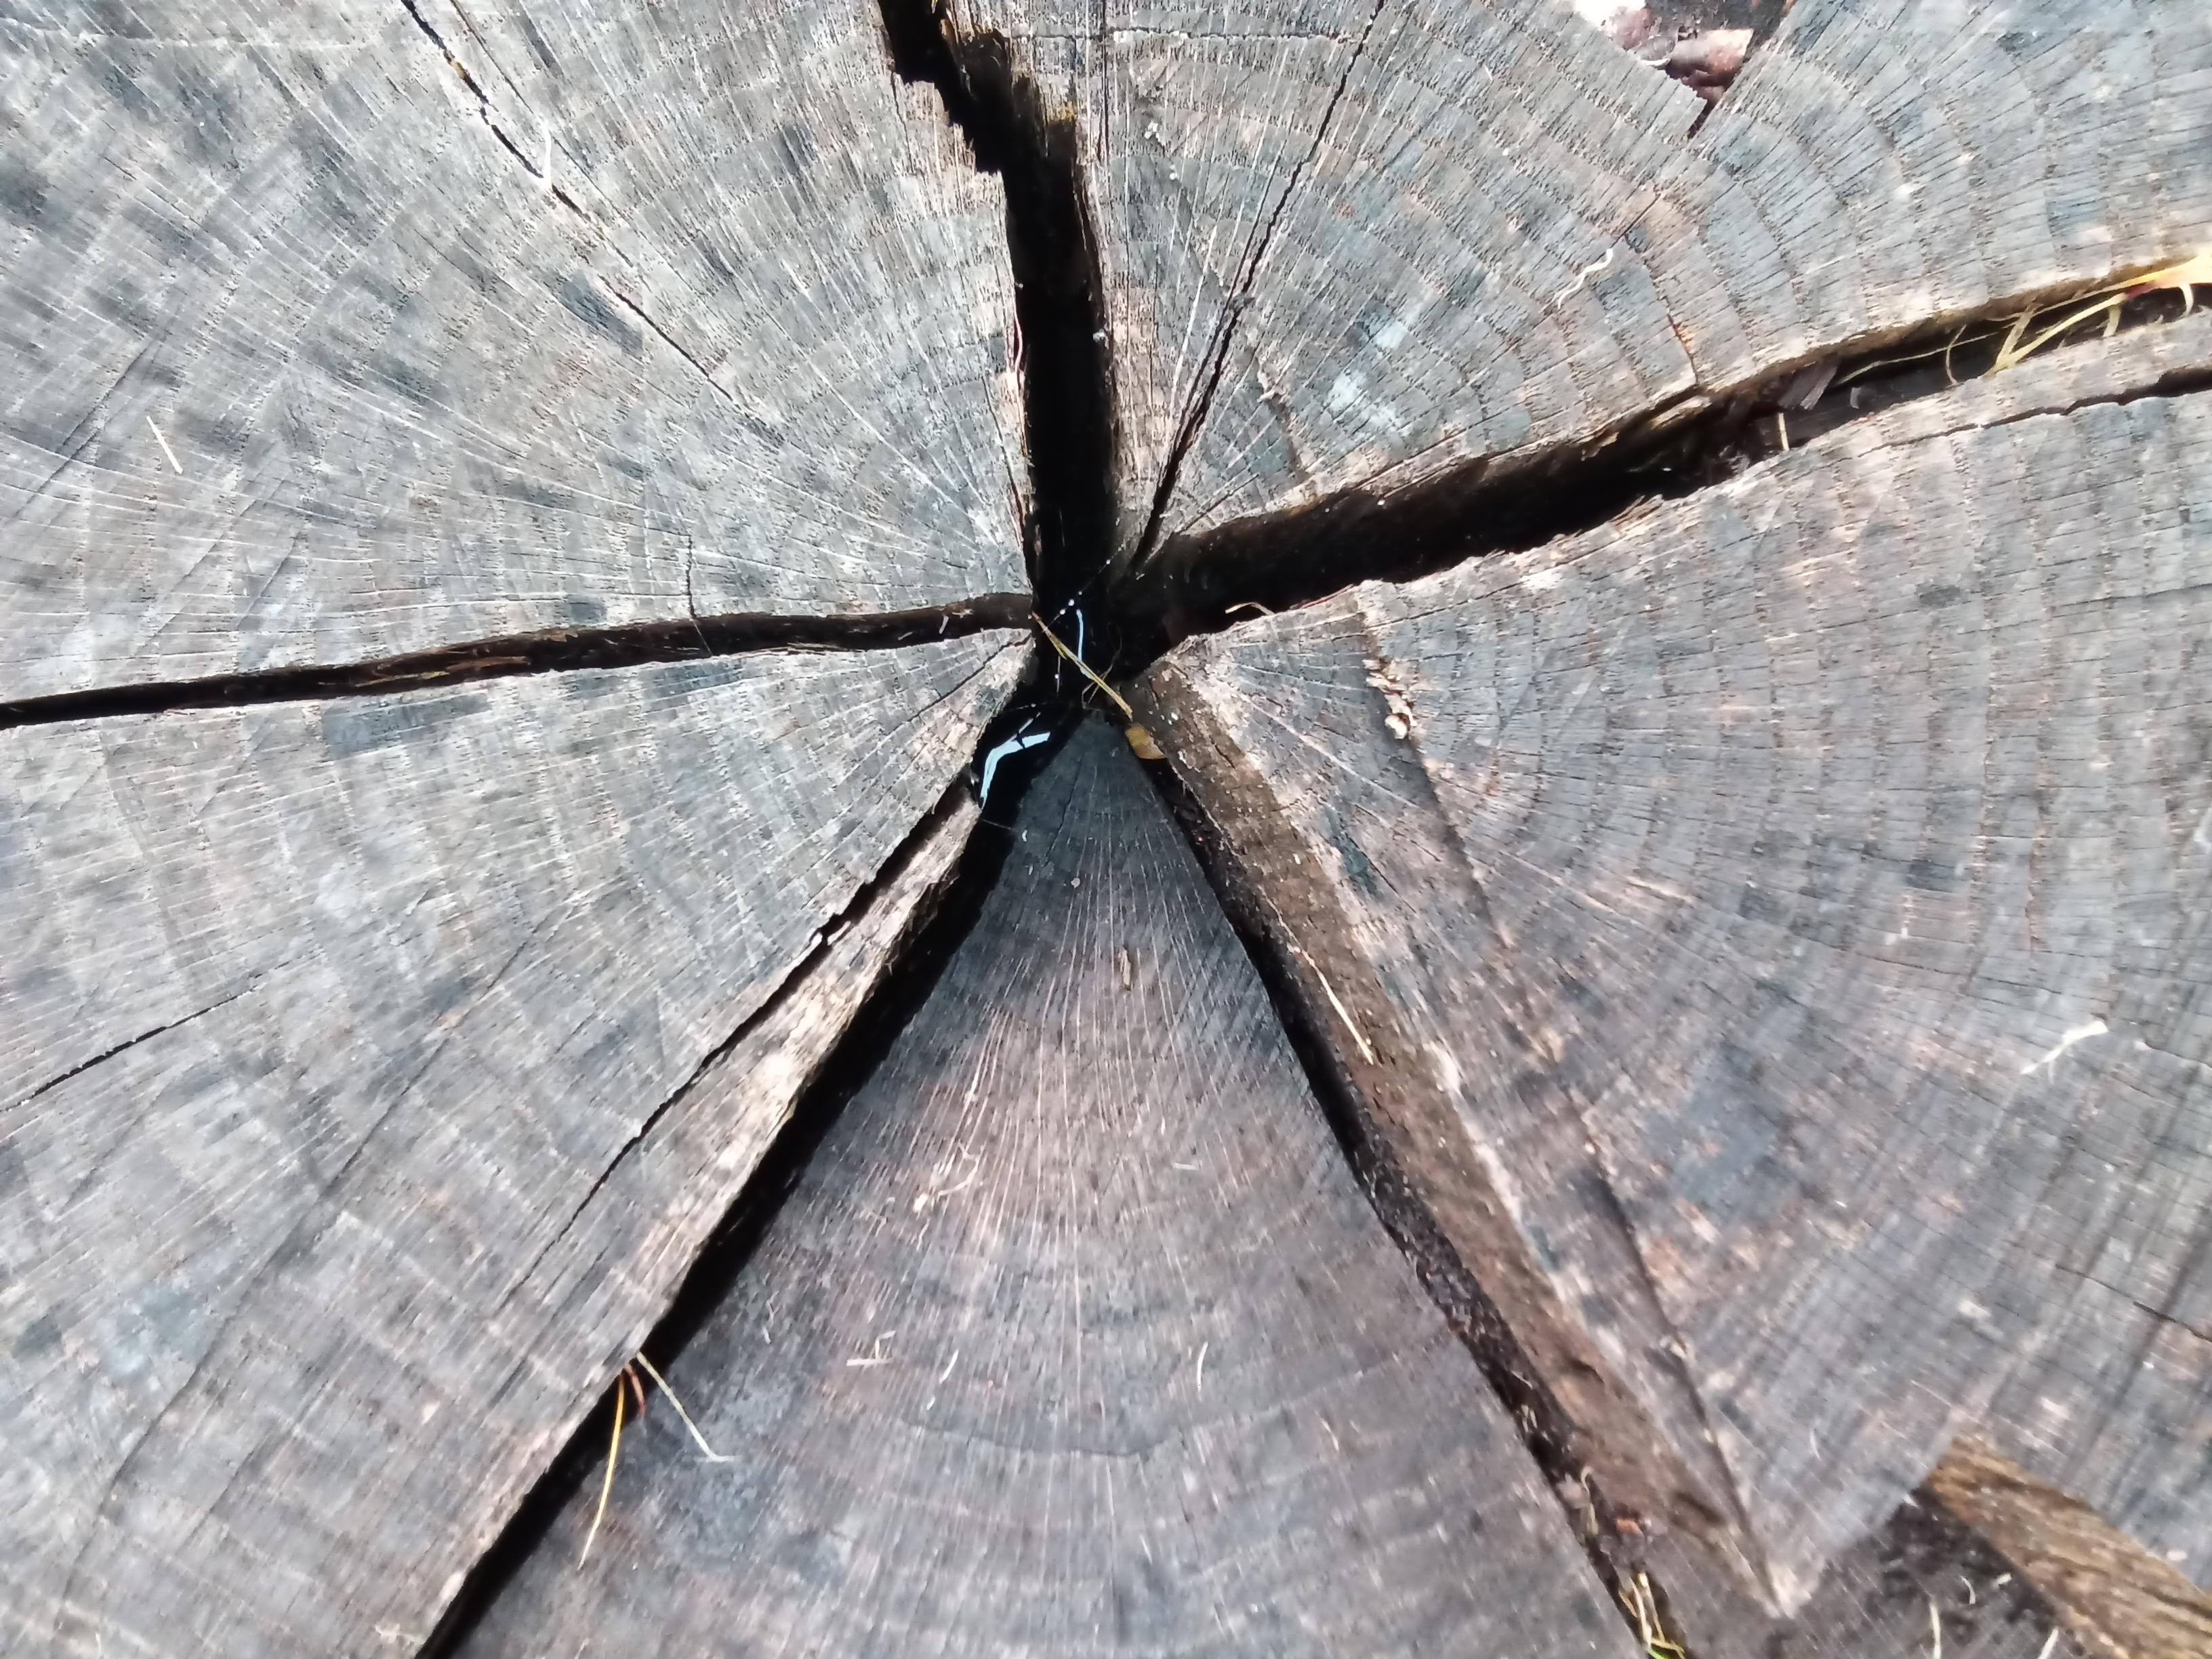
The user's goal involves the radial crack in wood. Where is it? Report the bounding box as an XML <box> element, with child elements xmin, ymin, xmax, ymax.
<box><xmin>0</xmin><ymin>633</ymin><xmax>1025</xmax><ymax>1656</ymax></box>
<box><xmin>1134</xmin><ymin>362</ymin><xmax>2212</xmax><ymax>1631</ymax></box>
<box><xmin>0</xmin><ymin>0</ymin><xmax>1025</xmax><ymax>701</ymax></box>
<box><xmin>1638</xmin><ymin>0</ymin><xmax>2212</xmax><ymax>394</ymax></box>
<box><xmin>930</xmin><ymin>0</ymin><xmax>2209</xmax><ymax>651</ymax></box>
<box><xmin>938</xmin><ymin>0</ymin><xmax>1699</xmax><ymax>573</ymax></box>
<box><xmin>0</xmin><ymin>592</ymin><xmax>1036</xmax><ymax>732</ymax></box>
<box><xmin>453</xmin><ymin>718</ymin><xmax>1637</xmax><ymax>1658</ymax></box>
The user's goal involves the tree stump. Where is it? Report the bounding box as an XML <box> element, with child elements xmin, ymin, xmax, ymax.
<box><xmin>2</xmin><ymin>2</ymin><xmax>2206</xmax><ymax>1656</ymax></box>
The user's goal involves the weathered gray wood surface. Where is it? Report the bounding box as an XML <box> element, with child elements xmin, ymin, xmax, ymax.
<box><xmin>1931</xmin><ymin>1437</ymin><xmax>2212</xmax><ymax>1659</ymax></box>
<box><xmin>1669</xmin><ymin>1484</ymin><xmax>2090</xmax><ymax>1659</ymax></box>
<box><xmin>5</xmin><ymin>0</ymin><xmax>2209</xmax><ymax>1652</ymax></box>
<box><xmin>0</xmin><ymin>635</ymin><xmax>1022</xmax><ymax>1655</ymax></box>
<box><xmin>949</xmin><ymin>0</ymin><xmax>1696</xmax><ymax>556</ymax></box>
<box><xmin>461</xmin><ymin>719</ymin><xmax>1633</xmax><ymax>1658</ymax></box>
<box><xmin>945</xmin><ymin>0</ymin><xmax>2210</xmax><ymax>568</ymax></box>
<box><xmin>0</xmin><ymin>0</ymin><xmax>1023</xmax><ymax>699</ymax></box>
<box><xmin>1640</xmin><ymin>0</ymin><xmax>2212</xmax><ymax>392</ymax></box>
<box><xmin>1134</xmin><ymin>329</ymin><xmax>2212</xmax><ymax>1630</ymax></box>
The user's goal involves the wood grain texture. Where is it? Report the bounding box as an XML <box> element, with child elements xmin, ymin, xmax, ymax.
<box><xmin>1639</xmin><ymin>0</ymin><xmax>2212</xmax><ymax>391</ymax></box>
<box><xmin>1807</xmin><ymin>307</ymin><xmax>2212</xmax><ymax>457</ymax></box>
<box><xmin>1659</xmin><ymin>1487</ymin><xmax>2091</xmax><ymax>1659</ymax></box>
<box><xmin>945</xmin><ymin>0</ymin><xmax>1698</xmax><ymax>558</ymax></box>
<box><xmin>1930</xmin><ymin>1438</ymin><xmax>2212</xmax><ymax>1659</ymax></box>
<box><xmin>1133</xmin><ymin>0</ymin><xmax>1698</xmax><ymax>549</ymax></box>
<box><xmin>460</xmin><ymin>718</ymin><xmax>1635</xmax><ymax>1659</ymax></box>
<box><xmin>954</xmin><ymin>0</ymin><xmax>2210</xmax><ymax>579</ymax></box>
<box><xmin>0</xmin><ymin>0</ymin><xmax>1023</xmax><ymax>700</ymax></box>
<box><xmin>0</xmin><ymin>634</ymin><xmax>1023</xmax><ymax>1656</ymax></box>
<box><xmin>1135</xmin><ymin>365</ymin><xmax>2212</xmax><ymax>1616</ymax></box>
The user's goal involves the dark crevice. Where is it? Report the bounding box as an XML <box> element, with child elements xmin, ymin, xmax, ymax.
<box><xmin>1107</xmin><ymin>279</ymin><xmax>2212</xmax><ymax>668</ymax></box>
<box><xmin>1128</xmin><ymin>0</ymin><xmax>1387</xmax><ymax>585</ymax></box>
<box><xmin>880</xmin><ymin>0</ymin><xmax>1120</xmax><ymax>678</ymax></box>
<box><xmin>1111</xmin><ymin>388</ymin><xmax>1729</xmax><ymax>664</ymax></box>
<box><xmin>1730</xmin><ymin>281</ymin><xmax>2212</xmax><ymax>463</ymax></box>
<box><xmin>1132</xmin><ymin>745</ymin><xmax>1693</xmax><ymax>1654</ymax></box>
<box><xmin>0</xmin><ymin>595</ymin><xmax>1030</xmax><ymax>731</ymax></box>
<box><xmin>389</xmin><ymin>14</ymin><xmax>2211</xmax><ymax>1658</ymax></box>
<box><xmin>417</xmin><ymin>720</ymin><xmax>1071</xmax><ymax>1659</ymax></box>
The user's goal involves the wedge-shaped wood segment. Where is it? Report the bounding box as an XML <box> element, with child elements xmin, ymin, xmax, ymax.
<box><xmin>944</xmin><ymin>0</ymin><xmax>2209</xmax><ymax>574</ymax></box>
<box><xmin>459</xmin><ymin>719</ymin><xmax>1634</xmax><ymax>1658</ymax></box>
<box><xmin>944</xmin><ymin>0</ymin><xmax>1696</xmax><ymax>558</ymax></box>
<box><xmin>0</xmin><ymin>634</ymin><xmax>1023</xmax><ymax>1655</ymax></box>
<box><xmin>0</xmin><ymin>0</ymin><xmax>1021</xmax><ymax>699</ymax></box>
<box><xmin>1670</xmin><ymin>1482</ymin><xmax>2089</xmax><ymax>1659</ymax></box>
<box><xmin>1640</xmin><ymin>0</ymin><xmax>2212</xmax><ymax>390</ymax></box>
<box><xmin>1134</xmin><ymin>344</ymin><xmax>2212</xmax><ymax>1622</ymax></box>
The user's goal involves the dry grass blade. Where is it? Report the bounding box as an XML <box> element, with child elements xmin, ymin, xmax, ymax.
<box><xmin>1839</xmin><ymin>326</ymin><xmax>2007</xmax><ymax>386</ymax></box>
<box><xmin>633</xmin><ymin>1353</ymin><xmax>732</xmax><ymax>1463</ymax></box>
<box><xmin>1992</xmin><ymin>251</ymin><xmax>2212</xmax><ymax>372</ymax></box>
<box><xmin>1838</xmin><ymin>251</ymin><xmax>2211</xmax><ymax>390</ymax></box>
<box><xmin>1036</xmin><ymin>617</ymin><xmax>1134</xmax><ymax>720</ymax></box>
<box><xmin>577</xmin><ymin>1368</ymin><xmax>631</xmax><ymax>1566</ymax></box>
<box><xmin>1620</xmin><ymin>1572</ymin><xmax>1687</xmax><ymax>1659</ymax></box>
<box><xmin>573</xmin><ymin>1356</ymin><xmax>729</xmax><ymax>1569</ymax></box>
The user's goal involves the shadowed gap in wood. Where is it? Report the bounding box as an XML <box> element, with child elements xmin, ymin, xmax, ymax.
<box><xmin>0</xmin><ymin>595</ymin><xmax>1032</xmax><ymax>730</ymax></box>
<box><xmin>415</xmin><ymin>724</ymin><xmax>1074</xmax><ymax>1659</ymax></box>
<box><xmin>879</xmin><ymin>0</ymin><xmax>1122</xmax><ymax>674</ymax></box>
<box><xmin>1107</xmin><ymin>270</ymin><xmax>2212</xmax><ymax>670</ymax></box>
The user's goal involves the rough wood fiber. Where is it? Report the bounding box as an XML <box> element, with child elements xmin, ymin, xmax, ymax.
<box><xmin>1806</xmin><ymin>306</ymin><xmax>2212</xmax><ymax>458</ymax></box>
<box><xmin>1660</xmin><ymin>1487</ymin><xmax>2090</xmax><ymax>1659</ymax></box>
<box><xmin>408</xmin><ymin>0</ymin><xmax>1029</xmax><ymax>610</ymax></box>
<box><xmin>0</xmin><ymin>0</ymin><xmax>1023</xmax><ymax>700</ymax></box>
<box><xmin>1638</xmin><ymin>0</ymin><xmax>2212</xmax><ymax>391</ymax></box>
<box><xmin>1931</xmin><ymin>1438</ymin><xmax>2212</xmax><ymax>1659</ymax></box>
<box><xmin>1136</xmin><ymin>382</ymin><xmax>2212</xmax><ymax>1617</ymax></box>
<box><xmin>0</xmin><ymin>634</ymin><xmax>1023</xmax><ymax>1656</ymax></box>
<box><xmin>945</xmin><ymin>0</ymin><xmax>1698</xmax><ymax>557</ymax></box>
<box><xmin>954</xmin><ymin>0</ymin><xmax>2211</xmax><ymax>576</ymax></box>
<box><xmin>1134</xmin><ymin>0</ymin><xmax>1700</xmax><ymax>548</ymax></box>
<box><xmin>460</xmin><ymin>719</ymin><xmax>1635</xmax><ymax>1659</ymax></box>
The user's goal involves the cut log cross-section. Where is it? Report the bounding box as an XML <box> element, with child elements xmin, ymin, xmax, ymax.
<box><xmin>2</xmin><ymin>0</ymin><xmax>1039</xmax><ymax>1652</ymax></box>
<box><xmin>0</xmin><ymin>637</ymin><xmax>1024</xmax><ymax>1654</ymax></box>
<box><xmin>459</xmin><ymin>719</ymin><xmax>1637</xmax><ymax>1658</ymax></box>
<box><xmin>3</xmin><ymin>0</ymin><xmax>2209</xmax><ymax>1654</ymax></box>
<box><xmin>1136</xmin><ymin>320</ymin><xmax>2212</xmax><ymax>1645</ymax></box>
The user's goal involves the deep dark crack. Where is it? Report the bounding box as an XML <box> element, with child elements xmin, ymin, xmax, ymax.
<box><xmin>398</xmin><ymin>15</ymin><xmax>2212</xmax><ymax>1659</ymax></box>
<box><xmin>417</xmin><ymin>723</ymin><xmax>1073</xmax><ymax>1659</ymax></box>
<box><xmin>880</xmin><ymin>0</ymin><xmax>1120</xmax><ymax>675</ymax></box>
<box><xmin>45</xmin><ymin>11</ymin><xmax>2163</xmax><ymax>1656</ymax></box>
<box><xmin>0</xmin><ymin>597</ymin><xmax>1029</xmax><ymax>731</ymax></box>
